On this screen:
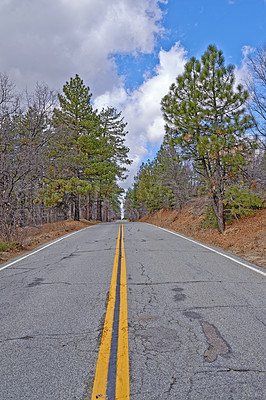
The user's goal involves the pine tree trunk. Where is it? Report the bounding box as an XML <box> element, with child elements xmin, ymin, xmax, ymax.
<box><xmin>47</xmin><ymin>207</ymin><xmax>50</xmax><ymax>224</ymax></box>
<box><xmin>105</xmin><ymin>201</ymin><xmax>108</xmax><ymax>222</ymax></box>
<box><xmin>86</xmin><ymin>193</ymin><xmax>91</xmax><ymax>221</ymax></box>
<box><xmin>97</xmin><ymin>197</ymin><xmax>102</xmax><ymax>221</ymax></box>
<box><xmin>74</xmin><ymin>194</ymin><xmax>80</xmax><ymax>221</ymax></box>
<box><xmin>70</xmin><ymin>198</ymin><xmax>74</xmax><ymax>219</ymax></box>
<box><xmin>211</xmin><ymin>194</ymin><xmax>225</xmax><ymax>233</ymax></box>
<box><xmin>217</xmin><ymin>198</ymin><xmax>225</xmax><ymax>233</ymax></box>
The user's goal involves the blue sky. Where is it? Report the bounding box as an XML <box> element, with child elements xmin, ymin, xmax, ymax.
<box><xmin>116</xmin><ymin>0</ymin><xmax>266</xmax><ymax>91</ymax></box>
<box><xmin>162</xmin><ymin>0</ymin><xmax>265</xmax><ymax>61</ymax></box>
<box><xmin>0</xmin><ymin>0</ymin><xmax>265</xmax><ymax>186</ymax></box>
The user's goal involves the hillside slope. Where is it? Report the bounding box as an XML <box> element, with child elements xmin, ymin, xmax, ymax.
<box><xmin>140</xmin><ymin>198</ymin><xmax>265</xmax><ymax>268</ymax></box>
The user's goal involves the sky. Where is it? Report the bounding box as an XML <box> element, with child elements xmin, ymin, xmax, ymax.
<box><xmin>0</xmin><ymin>0</ymin><xmax>265</xmax><ymax>188</ymax></box>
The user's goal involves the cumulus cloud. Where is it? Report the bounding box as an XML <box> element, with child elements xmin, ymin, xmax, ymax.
<box><xmin>94</xmin><ymin>42</ymin><xmax>187</xmax><ymax>187</ymax></box>
<box><xmin>0</xmin><ymin>0</ymin><xmax>165</xmax><ymax>93</ymax></box>
<box><xmin>234</xmin><ymin>45</ymin><xmax>254</xmax><ymax>87</ymax></box>
<box><xmin>0</xmin><ymin>0</ymin><xmax>175</xmax><ymax>188</ymax></box>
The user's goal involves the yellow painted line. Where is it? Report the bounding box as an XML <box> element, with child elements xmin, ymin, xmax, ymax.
<box><xmin>116</xmin><ymin>224</ymin><xmax>130</xmax><ymax>399</ymax></box>
<box><xmin>91</xmin><ymin>223</ymin><xmax>130</xmax><ymax>400</ymax></box>
<box><xmin>91</xmin><ymin>224</ymin><xmax>121</xmax><ymax>399</ymax></box>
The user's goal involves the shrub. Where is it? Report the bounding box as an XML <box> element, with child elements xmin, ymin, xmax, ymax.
<box><xmin>202</xmin><ymin>205</ymin><xmax>218</xmax><ymax>229</ymax></box>
<box><xmin>0</xmin><ymin>242</ymin><xmax>16</xmax><ymax>252</ymax></box>
<box><xmin>224</xmin><ymin>186</ymin><xmax>264</xmax><ymax>220</ymax></box>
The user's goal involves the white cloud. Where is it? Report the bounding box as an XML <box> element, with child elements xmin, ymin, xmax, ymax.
<box><xmin>94</xmin><ymin>42</ymin><xmax>187</xmax><ymax>187</ymax></box>
<box><xmin>0</xmin><ymin>0</ymin><xmax>165</xmax><ymax>94</ymax></box>
<box><xmin>234</xmin><ymin>45</ymin><xmax>254</xmax><ymax>87</ymax></box>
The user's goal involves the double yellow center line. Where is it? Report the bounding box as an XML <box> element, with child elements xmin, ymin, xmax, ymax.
<box><xmin>91</xmin><ymin>223</ymin><xmax>130</xmax><ymax>400</ymax></box>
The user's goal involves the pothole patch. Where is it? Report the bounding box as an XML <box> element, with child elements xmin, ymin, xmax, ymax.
<box><xmin>201</xmin><ymin>321</ymin><xmax>230</xmax><ymax>362</ymax></box>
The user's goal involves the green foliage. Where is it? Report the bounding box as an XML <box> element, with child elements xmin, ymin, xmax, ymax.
<box><xmin>134</xmin><ymin>160</ymin><xmax>172</xmax><ymax>214</ymax></box>
<box><xmin>35</xmin><ymin>177</ymin><xmax>92</xmax><ymax>207</ymax></box>
<box><xmin>57</xmin><ymin>74</ymin><xmax>95</xmax><ymax>131</ymax></box>
<box><xmin>202</xmin><ymin>187</ymin><xmax>264</xmax><ymax>229</ymax></box>
<box><xmin>0</xmin><ymin>241</ymin><xmax>16</xmax><ymax>252</ymax></box>
<box><xmin>224</xmin><ymin>186</ymin><xmax>264</xmax><ymax>220</ymax></box>
<box><xmin>202</xmin><ymin>206</ymin><xmax>218</xmax><ymax>229</ymax></box>
<box><xmin>124</xmin><ymin>135</ymin><xmax>195</xmax><ymax>219</ymax></box>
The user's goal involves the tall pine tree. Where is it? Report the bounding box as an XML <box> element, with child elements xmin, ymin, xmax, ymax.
<box><xmin>47</xmin><ymin>74</ymin><xmax>98</xmax><ymax>220</ymax></box>
<box><xmin>161</xmin><ymin>45</ymin><xmax>254</xmax><ymax>232</ymax></box>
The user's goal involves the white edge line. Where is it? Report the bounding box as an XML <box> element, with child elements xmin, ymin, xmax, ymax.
<box><xmin>147</xmin><ymin>224</ymin><xmax>266</xmax><ymax>278</ymax></box>
<box><xmin>0</xmin><ymin>225</ymin><xmax>95</xmax><ymax>273</ymax></box>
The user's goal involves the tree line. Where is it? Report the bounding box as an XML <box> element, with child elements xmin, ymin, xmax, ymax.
<box><xmin>125</xmin><ymin>45</ymin><xmax>265</xmax><ymax>232</ymax></box>
<box><xmin>0</xmin><ymin>74</ymin><xmax>131</xmax><ymax>241</ymax></box>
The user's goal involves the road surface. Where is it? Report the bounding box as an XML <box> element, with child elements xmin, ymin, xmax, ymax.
<box><xmin>0</xmin><ymin>221</ymin><xmax>265</xmax><ymax>399</ymax></box>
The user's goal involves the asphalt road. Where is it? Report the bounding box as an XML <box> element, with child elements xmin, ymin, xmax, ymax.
<box><xmin>0</xmin><ymin>221</ymin><xmax>265</xmax><ymax>399</ymax></box>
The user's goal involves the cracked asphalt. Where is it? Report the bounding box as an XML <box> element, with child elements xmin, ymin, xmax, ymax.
<box><xmin>0</xmin><ymin>221</ymin><xmax>266</xmax><ymax>399</ymax></box>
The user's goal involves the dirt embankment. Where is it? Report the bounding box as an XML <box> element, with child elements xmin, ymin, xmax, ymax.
<box><xmin>140</xmin><ymin>198</ymin><xmax>266</xmax><ymax>268</ymax></box>
<box><xmin>0</xmin><ymin>219</ymin><xmax>99</xmax><ymax>264</ymax></box>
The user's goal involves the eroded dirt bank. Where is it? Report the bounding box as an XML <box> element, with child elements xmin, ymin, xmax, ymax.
<box><xmin>140</xmin><ymin>198</ymin><xmax>265</xmax><ymax>268</ymax></box>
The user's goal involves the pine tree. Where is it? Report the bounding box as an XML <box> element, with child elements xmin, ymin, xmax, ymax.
<box><xmin>156</xmin><ymin>134</ymin><xmax>194</xmax><ymax>209</ymax></box>
<box><xmin>161</xmin><ymin>45</ymin><xmax>254</xmax><ymax>232</ymax></box>
<box><xmin>94</xmin><ymin>107</ymin><xmax>131</xmax><ymax>220</ymax></box>
<box><xmin>46</xmin><ymin>74</ymin><xmax>98</xmax><ymax>220</ymax></box>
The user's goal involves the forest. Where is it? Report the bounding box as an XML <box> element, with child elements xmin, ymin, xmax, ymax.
<box><xmin>124</xmin><ymin>45</ymin><xmax>265</xmax><ymax>233</ymax></box>
<box><xmin>0</xmin><ymin>74</ymin><xmax>131</xmax><ymax>243</ymax></box>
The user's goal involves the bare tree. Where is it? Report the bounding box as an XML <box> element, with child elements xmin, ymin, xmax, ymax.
<box><xmin>0</xmin><ymin>72</ymin><xmax>20</xmax><ymax>115</ymax></box>
<box><xmin>0</xmin><ymin>79</ymin><xmax>58</xmax><ymax>240</ymax></box>
<box><xmin>247</xmin><ymin>46</ymin><xmax>266</xmax><ymax>148</ymax></box>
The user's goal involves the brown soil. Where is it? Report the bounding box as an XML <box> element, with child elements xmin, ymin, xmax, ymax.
<box><xmin>0</xmin><ymin>219</ymin><xmax>100</xmax><ymax>265</ymax></box>
<box><xmin>140</xmin><ymin>198</ymin><xmax>266</xmax><ymax>268</ymax></box>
